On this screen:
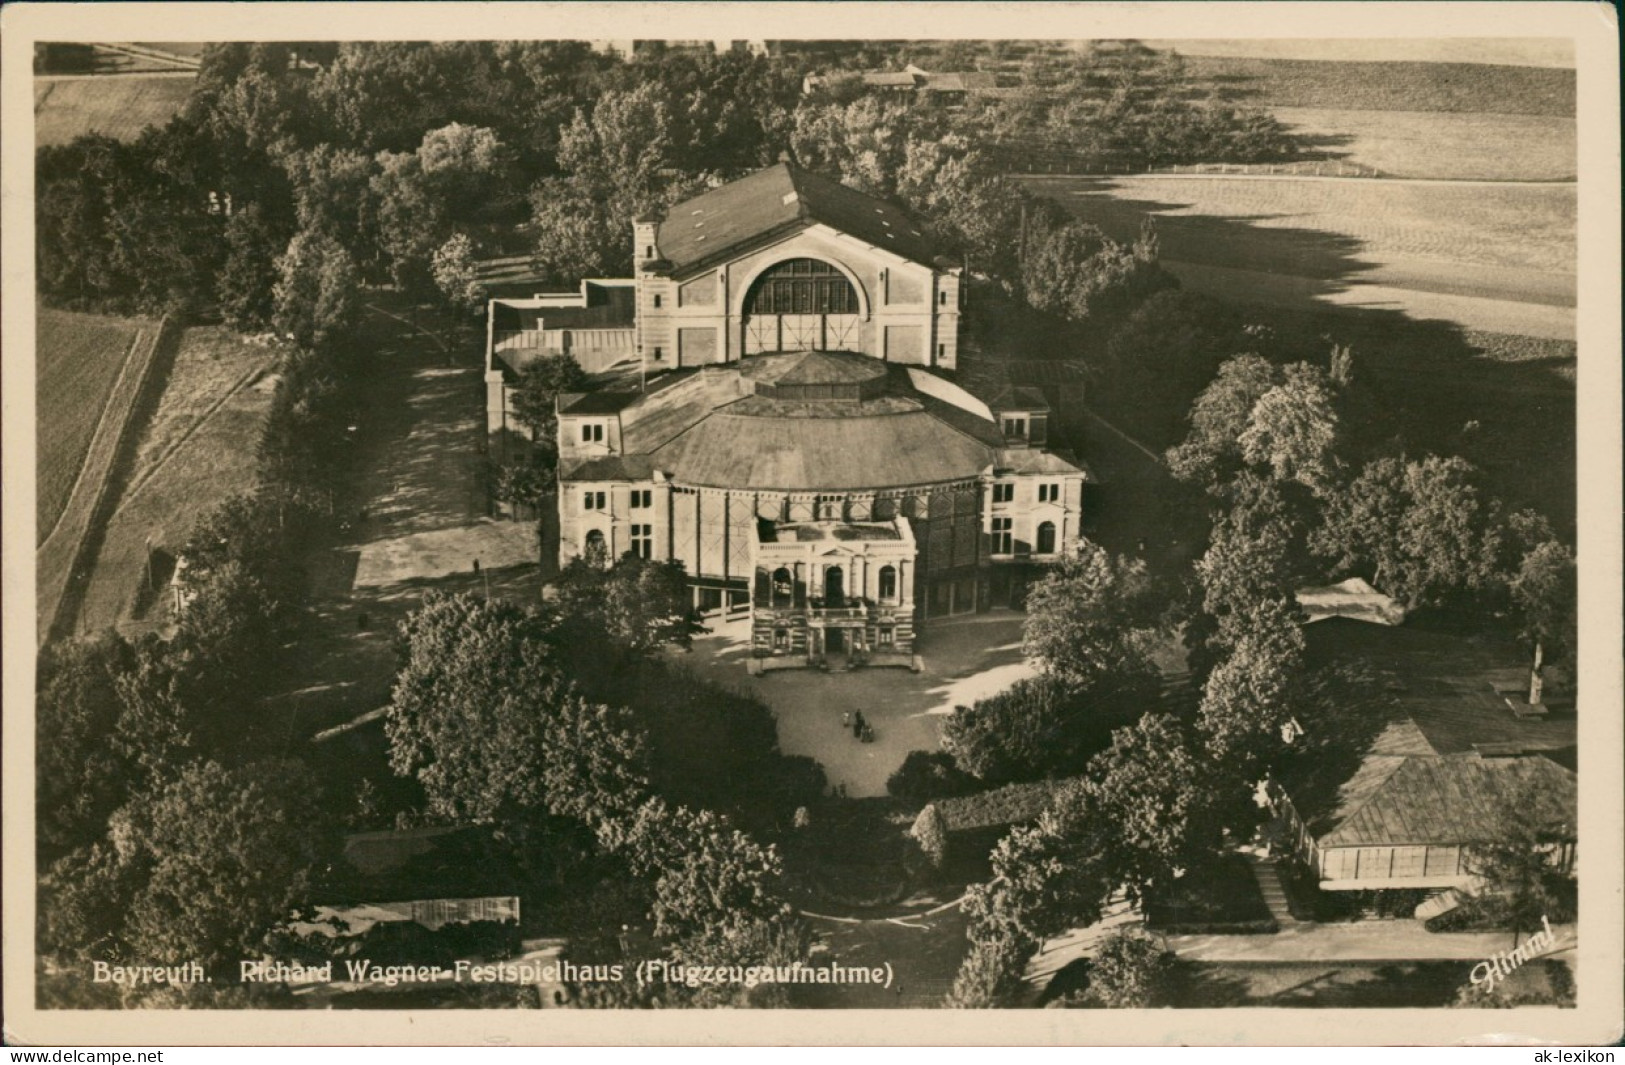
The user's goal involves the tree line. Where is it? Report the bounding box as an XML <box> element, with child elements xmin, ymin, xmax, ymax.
<box><xmin>927</xmin><ymin>339</ymin><xmax>1574</xmax><ymax>1006</ymax></box>
<box><xmin>36</xmin><ymin>292</ymin><xmax>367</xmax><ymax>1003</ymax></box>
<box><xmin>39</xmin><ymin>40</ymin><xmax>1296</xmax><ymax>329</ymax></box>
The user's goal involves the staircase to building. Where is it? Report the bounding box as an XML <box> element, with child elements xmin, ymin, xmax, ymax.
<box><xmin>1246</xmin><ymin>853</ymin><xmax>1299</xmax><ymax>928</ymax></box>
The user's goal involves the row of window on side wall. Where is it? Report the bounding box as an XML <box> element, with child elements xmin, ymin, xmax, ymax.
<box><xmin>582</xmin><ymin>490</ymin><xmax>653</xmax><ymax>511</ymax></box>
<box><xmin>991</xmin><ymin>520</ymin><xmax>1057</xmax><ymax>555</ymax></box>
<box><xmin>992</xmin><ymin>482</ymin><xmax>1061</xmax><ymax>503</ymax></box>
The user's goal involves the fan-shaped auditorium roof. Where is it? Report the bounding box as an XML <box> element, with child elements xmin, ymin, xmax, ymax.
<box><xmin>563</xmin><ymin>350</ymin><xmax>1068</xmax><ymax>492</ymax></box>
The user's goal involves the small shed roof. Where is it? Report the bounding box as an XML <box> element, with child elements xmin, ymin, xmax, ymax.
<box><xmin>1297</xmin><ymin>577</ymin><xmax>1407</xmax><ymax>626</ymax></box>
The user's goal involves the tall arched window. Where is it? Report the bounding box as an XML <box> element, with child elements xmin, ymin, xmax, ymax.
<box><xmin>745</xmin><ymin>258</ymin><xmax>859</xmax><ymax>316</ymax></box>
<box><xmin>772</xmin><ymin>567</ymin><xmax>793</xmax><ymax>604</ymax></box>
<box><xmin>1036</xmin><ymin>521</ymin><xmax>1057</xmax><ymax>555</ymax></box>
<box><xmin>878</xmin><ymin>565</ymin><xmax>897</xmax><ymax>602</ymax></box>
<box><xmin>823</xmin><ymin>566</ymin><xmax>844</xmax><ymax>603</ymax></box>
<box><xmin>583</xmin><ymin>529</ymin><xmax>607</xmax><ymax>565</ymax></box>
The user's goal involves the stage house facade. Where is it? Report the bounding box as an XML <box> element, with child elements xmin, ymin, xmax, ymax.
<box><xmin>486</xmin><ymin>163</ymin><xmax>1093</xmax><ymax>668</ymax></box>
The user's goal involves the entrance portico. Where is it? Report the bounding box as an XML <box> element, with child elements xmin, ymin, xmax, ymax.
<box><xmin>749</xmin><ymin>517</ymin><xmax>917</xmax><ymax>668</ymax></box>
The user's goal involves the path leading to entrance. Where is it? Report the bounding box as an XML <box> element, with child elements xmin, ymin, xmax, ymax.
<box><xmin>267</xmin><ymin>294</ymin><xmax>539</xmax><ymax>743</ymax></box>
<box><xmin>673</xmin><ymin>612</ymin><xmax>1036</xmax><ymax>797</ymax></box>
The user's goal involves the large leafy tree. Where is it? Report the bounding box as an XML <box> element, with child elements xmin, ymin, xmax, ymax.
<box><xmin>385</xmin><ymin>592</ymin><xmax>567</xmax><ymax>823</ymax></box>
<box><xmin>1237</xmin><ymin>361</ymin><xmax>1341</xmax><ymax>493</ymax></box>
<box><xmin>272</xmin><ymin>228</ymin><xmax>360</xmax><ymax>349</ymax></box>
<box><xmin>610</xmin><ymin>798</ymin><xmax>784</xmax><ymax>940</ymax></box>
<box><xmin>1196</xmin><ymin>598</ymin><xmax>1309</xmax><ymax>768</ymax></box>
<box><xmin>216</xmin><ymin>203</ymin><xmax>289</xmax><ymax>331</ymax></box>
<box><xmin>1166</xmin><ymin>352</ymin><xmax>1279</xmax><ymax>486</ymax></box>
<box><xmin>37</xmin><ymin>637</ymin><xmax>137</xmax><ymax>860</ymax></box>
<box><xmin>111</xmin><ymin>758</ymin><xmax>335</xmax><ymax>971</ymax></box>
<box><xmin>1020</xmin><ymin>217</ymin><xmax>1174</xmax><ymax>324</ymax></box>
<box><xmin>1022</xmin><ymin>541</ymin><xmax>1163</xmax><ymax>689</ymax></box>
<box><xmin>1077</xmin><ymin>714</ymin><xmax>1229</xmax><ymax>904</ymax></box>
<box><xmin>941</xmin><ymin>673</ymin><xmax>1145</xmax><ymax>785</ymax></box>
<box><xmin>558</xmin><ymin>83</ymin><xmax>675</xmax><ymax>218</ymax></box>
<box><xmin>1466</xmin><ymin>775</ymin><xmax>1576</xmax><ymax>948</ymax></box>
<box><xmin>554</xmin><ymin>554</ymin><xmax>705</xmax><ymax>657</ymax></box>
<box><xmin>1314</xmin><ymin>455</ymin><xmax>1503</xmax><ymax>609</ymax></box>
<box><xmin>1102</xmin><ymin>290</ymin><xmax>1244</xmax><ymax>445</ymax></box>
<box><xmin>1510</xmin><ymin>539</ymin><xmax>1577</xmax><ymax>672</ymax></box>
<box><xmin>510</xmin><ymin>355</ymin><xmax>591</xmax><ymax>443</ymax></box>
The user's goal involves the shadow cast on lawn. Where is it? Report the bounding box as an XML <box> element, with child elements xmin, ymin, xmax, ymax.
<box><xmin>1018</xmin><ymin>175</ymin><xmax>1575</xmax><ymax>535</ymax></box>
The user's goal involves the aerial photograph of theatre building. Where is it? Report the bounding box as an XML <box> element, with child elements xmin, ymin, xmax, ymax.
<box><xmin>27</xmin><ymin>35</ymin><xmax>1589</xmax><ymax>1014</ymax></box>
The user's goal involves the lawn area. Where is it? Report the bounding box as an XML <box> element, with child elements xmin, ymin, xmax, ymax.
<box><xmin>1178</xmin><ymin>56</ymin><xmax>1575</xmax><ymax>117</ymax></box>
<box><xmin>1147</xmin><ymin>855</ymin><xmax>1276</xmax><ymax>934</ymax></box>
<box><xmin>76</xmin><ymin>327</ymin><xmax>277</xmax><ymax>634</ymax></box>
<box><xmin>35</xmin><ymin>307</ymin><xmax>153</xmax><ymax>543</ymax></box>
<box><xmin>34</xmin><ymin>74</ymin><xmax>196</xmax><ymax>148</ymax></box>
<box><xmin>1026</xmin><ymin>174</ymin><xmax>1576</xmax><ymax>280</ymax></box>
<box><xmin>1274</xmin><ymin>107</ymin><xmax>1576</xmax><ymax>182</ymax></box>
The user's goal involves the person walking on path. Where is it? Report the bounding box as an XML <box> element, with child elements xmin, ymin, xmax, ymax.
<box><xmin>852</xmin><ymin>710</ymin><xmax>867</xmax><ymax>739</ymax></box>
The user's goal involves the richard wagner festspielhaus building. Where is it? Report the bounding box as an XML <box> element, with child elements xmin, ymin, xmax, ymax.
<box><xmin>485</xmin><ymin>163</ymin><xmax>1092</xmax><ymax>668</ymax></box>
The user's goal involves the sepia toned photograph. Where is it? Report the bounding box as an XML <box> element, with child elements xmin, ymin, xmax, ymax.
<box><xmin>3</xmin><ymin>1</ymin><xmax>1620</xmax><ymax>1047</ymax></box>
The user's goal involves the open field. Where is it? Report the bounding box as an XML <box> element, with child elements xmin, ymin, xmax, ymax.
<box><xmin>36</xmin><ymin>311</ymin><xmax>171</xmax><ymax>643</ymax></box>
<box><xmin>1145</xmin><ymin>39</ymin><xmax>1576</xmax><ymax>69</ymax></box>
<box><xmin>1022</xmin><ymin>174</ymin><xmax>1575</xmax><ymax>340</ymax></box>
<box><xmin>34</xmin><ymin>74</ymin><xmax>195</xmax><ymax>148</ymax></box>
<box><xmin>1275</xmin><ymin>107</ymin><xmax>1576</xmax><ymax>182</ymax></box>
<box><xmin>1028</xmin><ymin>174</ymin><xmax>1575</xmax><ymax>276</ymax></box>
<box><xmin>1179</xmin><ymin>55</ymin><xmax>1575</xmax><ymax>116</ymax></box>
<box><xmin>36</xmin><ymin>309</ymin><xmax>151</xmax><ymax>542</ymax></box>
<box><xmin>76</xmin><ymin>327</ymin><xmax>277</xmax><ymax>635</ymax></box>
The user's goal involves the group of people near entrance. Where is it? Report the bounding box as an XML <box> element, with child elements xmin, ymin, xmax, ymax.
<box><xmin>842</xmin><ymin>711</ymin><xmax>876</xmax><ymax>743</ymax></box>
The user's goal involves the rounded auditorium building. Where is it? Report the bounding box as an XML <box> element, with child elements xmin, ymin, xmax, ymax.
<box><xmin>484</xmin><ymin>162</ymin><xmax>1093</xmax><ymax>668</ymax></box>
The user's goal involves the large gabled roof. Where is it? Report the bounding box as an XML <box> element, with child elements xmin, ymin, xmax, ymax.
<box><xmin>654</xmin><ymin>162</ymin><xmax>943</xmax><ymax>276</ymax></box>
<box><xmin>1314</xmin><ymin>752</ymin><xmax>1576</xmax><ymax>849</ymax></box>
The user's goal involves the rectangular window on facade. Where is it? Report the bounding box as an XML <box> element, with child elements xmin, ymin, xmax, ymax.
<box><xmin>939</xmin><ymin>291</ymin><xmax>948</xmax><ymax>306</ymax></box>
<box><xmin>630</xmin><ymin>523</ymin><xmax>653</xmax><ymax>559</ymax></box>
<box><xmin>653</xmin><ymin>347</ymin><xmax>664</xmax><ymax>360</ymax></box>
<box><xmin>878</xmin><ymin>626</ymin><xmax>893</xmax><ymax>646</ymax></box>
<box><xmin>992</xmin><ymin>483</ymin><xmax>1014</xmax><ymax>504</ymax></box>
<box><xmin>1039</xmin><ymin>483</ymin><xmax>1059</xmax><ymax>503</ymax></box>
<box><xmin>992</xmin><ymin>517</ymin><xmax>1013</xmax><ymax>554</ymax></box>
<box><xmin>582</xmin><ymin>491</ymin><xmax>606</xmax><ymax>512</ymax></box>
<box><xmin>1002</xmin><ymin>417</ymin><xmax>1027</xmax><ymax>438</ymax></box>
<box><xmin>653</xmin><ymin>294</ymin><xmax>662</xmax><ymax>308</ymax></box>
<box><xmin>631</xmin><ymin>489</ymin><xmax>652</xmax><ymax>509</ymax></box>
<box><xmin>581</xmin><ymin>423</ymin><xmax>604</xmax><ymax>443</ymax></box>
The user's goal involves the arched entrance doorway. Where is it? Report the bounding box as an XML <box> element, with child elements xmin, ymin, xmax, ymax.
<box><xmin>742</xmin><ymin>258</ymin><xmax>861</xmax><ymax>353</ymax></box>
<box><xmin>823</xmin><ymin>565</ymin><xmax>845</xmax><ymax>603</ymax></box>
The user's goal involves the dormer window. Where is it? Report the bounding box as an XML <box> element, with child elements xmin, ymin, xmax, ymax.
<box><xmin>1002</xmin><ymin>416</ymin><xmax>1027</xmax><ymax>439</ymax></box>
